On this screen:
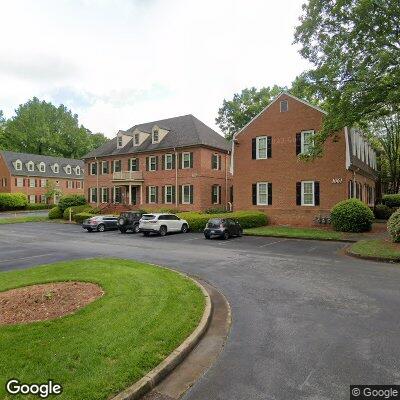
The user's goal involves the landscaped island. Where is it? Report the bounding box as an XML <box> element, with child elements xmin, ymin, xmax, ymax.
<box><xmin>0</xmin><ymin>258</ymin><xmax>205</xmax><ymax>400</ymax></box>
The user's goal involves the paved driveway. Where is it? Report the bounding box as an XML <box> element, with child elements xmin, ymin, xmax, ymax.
<box><xmin>1</xmin><ymin>222</ymin><xmax>400</xmax><ymax>400</ymax></box>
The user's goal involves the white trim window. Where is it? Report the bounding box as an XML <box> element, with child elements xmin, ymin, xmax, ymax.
<box><xmin>280</xmin><ymin>99</ymin><xmax>288</xmax><ymax>112</ymax></box>
<box><xmin>16</xmin><ymin>177</ymin><xmax>23</xmax><ymax>187</ymax></box>
<box><xmin>113</xmin><ymin>160</ymin><xmax>121</xmax><ymax>173</ymax></box>
<box><xmin>29</xmin><ymin>195</ymin><xmax>35</xmax><ymax>204</ymax></box>
<box><xmin>53</xmin><ymin>163</ymin><xmax>60</xmax><ymax>173</ymax></box>
<box><xmin>101</xmin><ymin>161</ymin><xmax>108</xmax><ymax>174</ymax></box>
<box><xmin>1</xmin><ymin>178</ymin><xmax>6</xmax><ymax>187</ymax></box>
<box><xmin>38</xmin><ymin>162</ymin><xmax>46</xmax><ymax>172</ymax></box>
<box><xmin>182</xmin><ymin>152</ymin><xmax>191</xmax><ymax>169</ymax></box>
<box><xmin>301</xmin><ymin>181</ymin><xmax>315</xmax><ymax>206</ymax></box>
<box><xmin>165</xmin><ymin>185</ymin><xmax>173</xmax><ymax>204</ymax></box>
<box><xmin>256</xmin><ymin>137</ymin><xmax>268</xmax><ymax>159</ymax></box>
<box><xmin>40</xmin><ymin>195</ymin><xmax>46</xmax><ymax>204</ymax></box>
<box><xmin>76</xmin><ymin>181</ymin><xmax>82</xmax><ymax>189</ymax></box>
<box><xmin>75</xmin><ymin>166</ymin><xmax>81</xmax><ymax>175</ymax></box>
<box><xmin>133</xmin><ymin>133</ymin><xmax>140</xmax><ymax>146</ymax></box>
<box><xmin>90</xmin><ymin>187</ymin><xmax>97</xmax><ymax>203</ymax></box>
<box><xmin>211</xmin><ymin>154</ymin><xmax>220</xmax><ymax>170</ymax></box>
<box><xmin>212</xmin><ymin>185</ymin><xmax>220</xmax><ymax>204</ymax></box>
<box><xmin>257</xmin><ymin>182</ymin><xmax>269</xmax><ymax>205</ymax></box>
<box><xmin>149</xmin><ymin>186</ymin><xmax>157</xmax><ymax>203</ymax></box>
<box><xmin>149</xmin><ymin>156</ymin><xmax>157</xmax><ymax>171</ymax></box>
<box><xmin>101</xmin><ymin>187</ymin><xmax>109</xmax><ymax>203</ymax></box>
<box><xmin>27</xmin><ymin>161</ymin><xmax>34</xmax><ymax>172</ymax></box>
<box><xmin>152</xmin><ymin>130</ymin><xmax>159</xmax><ymax>143</ymax></box>
<box><xmin>29</xmin><ymin>178</ymin><xmax>35</xmax><ymax>188</ymax></box>
<box><xmin>65</xmin><ymin>165</ymin><xmax>72</xmax><ymax>175</ymax></box>
<box><xmin>90</xmin><ymin>162</ymin><xmax>97</xmax><ymax>175</ymax></box>
<box><xmin>165</xmin><ymin>154</ymin><xmax>173</xmax><ymax>170</ymax></box>
<box><xmin>67</xmin><ymin>180</ymin><xmax>73</xmax><ymax>189</ymax></box>
<box><xmin>15</xmin><ymin>160</ymin><xmax>22</xmax><ymax>171</ymax></box>
<box><xmin>301</xmin><ymin>130</ymin><xmax>315</xmax><ymax>155</ymax></box>
<box><xmin>182</xmin><ymin>184</ymin><xmax>192</xmax><ymax>204</ymax></box>
<box><xmin>117</xmin><ymin>136</ymin><xmax>123</xmax><ymax>148</ymax></box>
<box><xmin>41</xmin><ymin>179</ymin><xmax>47</xmax><ymax>188</ymax></box>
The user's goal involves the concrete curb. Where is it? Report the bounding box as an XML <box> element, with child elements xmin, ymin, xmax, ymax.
<box><xmin>244</xmin><ymin>233</ymin><xmax>355</xmax><ymax>243</ymax></box>
<box><xmin>111</xmin><ymin>273</ymin><xmax>212</xmax><ymax>400</ymax></box>
<box><xmin>344</xmin><ymin>246</ymin><xmax>400</xmax><ymax>264</ymax></box>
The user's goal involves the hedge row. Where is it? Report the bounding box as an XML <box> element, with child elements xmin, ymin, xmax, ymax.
<box><xmin>177</xmin><ymin>211</ymin><xmax>267</xmax><ymax>232</ymax></box>
<box><xmin>63</xmin><ymin>205</ymin><xmax>98</xmax><ymax>220</ymax></box>
<box><xmin>74</xmin><ymin>212</ymin><xmax>96</xmax><ymax>223</ymax></box>
<box><xmin>0</xmin><ymin>193</ymin><xmax>28</xmax><ymax>211</ymax></box>
<box><xmin>382</xmin><ymin>194</ymin><xmax>400</xmax><ymax>208</ymax></box>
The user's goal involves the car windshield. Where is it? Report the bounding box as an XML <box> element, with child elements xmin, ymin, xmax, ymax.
<box><xmin>142</xmin><ymin>214</ymin><xmax>156</xmax><ymax>220</ymax></box>
<box><xmin>209</xmin><ymin>219</ymin><xmax>222</xmax><ymax>224</ymax></box>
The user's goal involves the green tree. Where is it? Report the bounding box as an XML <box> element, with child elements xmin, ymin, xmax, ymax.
<box><xmin>44</xmin><ymin>180</ymin><xmax>62</xmax><ymax>203</ymax></box>
<box><xmin>3</xmin><ymin>98</ymin><xmax>108</xmax><ymax>158</ymax></box>
<box><xmin>0</xmin><ymin>110</ymin><xmax>5</xmax><ymax>149</ymax></box>
<box><xmin>294</xmin><ymin>0</ymin><xmax>400</xmax><ymax>140</ymax></box>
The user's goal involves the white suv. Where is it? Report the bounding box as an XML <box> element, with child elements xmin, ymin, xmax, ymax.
<box><xmin>139</xmin><ymin>213</ymin><xmax>189</xmax><ymax>236</ymax></box>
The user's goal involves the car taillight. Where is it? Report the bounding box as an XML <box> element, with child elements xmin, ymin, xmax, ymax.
<box><xmin>90</xmin><ymin>220</ymin><xmax>97</xmax><ymax>225</ymax></box>
<box><xmin>220</xmin><ymin>224</ymin><xmax>224</xmax><ymax>229</ymax></box>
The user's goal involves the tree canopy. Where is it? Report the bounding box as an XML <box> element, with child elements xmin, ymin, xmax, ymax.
<box><xmin>294</xmin><ymin>0</ymin><xmax>400</xmax><ymax>139</ymax></box>
<box><xmin>1</xmin><ymin>98</ymin><xmax>108</xmax><ymax>158</ymax></box>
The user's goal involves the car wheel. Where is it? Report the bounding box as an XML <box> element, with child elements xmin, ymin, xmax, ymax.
<box><xmin>143</xmin><ymin>232</ymin><xmax>150</xmax><ymax>237</ymax></box>
<box><xmin>87</xmin><ymin>228</ymin><xmax>92</xmax><ymax>232</ymax></box>
<box><xmin>204</xmin><ymin>234</ymin><xmax>211</xmax><ymax>240</ymax></box>
<box><xmin>159</xmin><ymin>225</ymin><xmax>167</xmax><ymax>236</ymax></box>
<box><xmin>238</xmin><ymin>229</ymin><xmax>243</xmax><ymax>237</ymax></box>
<box><xmin>223</xmin><ymin>231</ymin><xmax>230</xmax><ymax>240</ymax></box>
<box><xmin>119</xmin><ymin>228</ymin><xmax>127</xmax><ymax>234</ymax></box>
<box><xmin>181</xmin><ymin>223</ymin><xmax>188</xmax><ymax>233</ymax></box>
<box><xmin>97</xmin><ymin>224</ymin><xmax>105</xmax><ymax>232</ymax></box>
<box><xmin>133</xmin><ymin>224</ymin><xmax>140</xmax><ymax>233</ymax></box>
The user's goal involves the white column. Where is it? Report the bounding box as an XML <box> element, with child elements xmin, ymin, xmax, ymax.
<box><xmin>128</xmin><ymin>184</ymin><xmax>132</xmax><ymax>205</ymax></box>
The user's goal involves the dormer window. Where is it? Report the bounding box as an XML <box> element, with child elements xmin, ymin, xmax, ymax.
<box><xmin>117</xmin><ymin>136</ymin><xmax>123</xmax><ymax>148</ymax></box>
<box><xmin>27</xmin><ymin>161</ymin><xmax>34</xmax><ymax>172</ymax></box>
<box><xmin>134</xmin><ymin>133</ymin><xmax>140</xmax><ymax>146</ymax></box>
<box><xmin>65</xmin><ymin>165</ymin><xmax>72</xmax><ymax>174</ymax></box>
<box><xmin>53</xmin><ymin>163</ymin><xmax>59</xmax><ymax>173</ymax></box>
<box><xmin>75</xmin><ymin>166</ymin><xmax>81</xmax><ymax>175</ymax></box>
<box><xmin>280</xmin><ymin>100</ymin><xmax>288</xmax><ymax>112</ymax></box>
<box><xmin>15</xmin><ymin>160</ymin><xmax>22</xmax><ymax>171</ymax></box>
<box><xmin>38</xmin><ymin>162</ymin><xmax>46</xmax><ymax>172</ymax></box>
<box><xmin>152</xmin><ymin>130</ymin><xmax>159</xmax><ymax>143</ymax></box>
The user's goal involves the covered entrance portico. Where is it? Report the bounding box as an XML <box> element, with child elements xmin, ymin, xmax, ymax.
<box><xmin>118</xmin><ymin>184</ymin><xmax>143</xmax><ymax>206</ymax></box>
<box><xmin>112</xmin><ymin>171</ymin><xmax>144</xmax><ymax>206</ymax></box>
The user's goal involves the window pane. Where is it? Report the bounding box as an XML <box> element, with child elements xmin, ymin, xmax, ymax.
<box><xmin>257</xmin><ymin>138</ymin><xmax>267</xmax><ymax>158</ymax></box>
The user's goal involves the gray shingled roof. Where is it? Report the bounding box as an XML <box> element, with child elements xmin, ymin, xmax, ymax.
<box><xmin>82</xmin><ymin>114</ymin><xmax>231</xmax><ymax>159</ymax></box>
<box><xmin>0</xmin><ymin>151</ymin><xmax>84</xmax><ymax>179</ymax></box>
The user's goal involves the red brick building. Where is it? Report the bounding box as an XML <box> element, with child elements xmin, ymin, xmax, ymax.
<box><xmin>0</xmin><ymin>151</ymin><xmax>84</xmax><ymax>204</ymax></box>
<box><xmin>83</xmin><ymin>114</ymin><xmax>231</xmax><ymax>211</ymax></box>
<box><xmin>231</xmin><ymin>92</ymin><xmax>378</xmax><ymax>226</ymax></box>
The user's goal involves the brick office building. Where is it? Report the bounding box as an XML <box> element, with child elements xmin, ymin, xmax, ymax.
<box><xmin>231</xmin><ymin>92</ymin><xmax>378</xmax><ymax>225</ymax></box>
<box><xmin>0</xmin><ymin>151</ymin><xmax>84</xmax><ymax>204</ymax></box>
<box><xmin>83</xmin><ymin>114</ymin><xmax>231</xmax><ymax>212</ymax></box>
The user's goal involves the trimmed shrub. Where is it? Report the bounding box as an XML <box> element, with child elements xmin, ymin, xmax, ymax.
<box><xmin>0</xmin><ymin>193</ymin><xmax>28</xmax><ymax>211</ymax></box>
<box><xmin>25</xmin><ymin>203</ymin><xmax>52</xmax><ymax>210</ymax></box>
<box><xmin>73</xmin><ymin>212</ymin><xmax>95</xmax><ymax>223</ymax></box>
<box><xmin>374</xmin><ymin>204</ymin><xmax>396</xmax><ymax>220</ymax></box>
<box><xmin>388</xmin><ymin>209</ymin><xmax>400</xmax><ymax>242</ymax></box>
<box><xmin>58</xmin><ymin>195</ymin><xmax>87</xmax><ymax>213</ymax></box>
<box><xmin>204</xmin><ymin>207</ymin><xmax>229</xmax><ymax>214</ymax></box>
<box><xmin>63</xmin><ymin>205</ymin><xmax>95</xmax><ymax>220</ymax></box>
<box><xmin>177</xmin><ymin>211</ymin><xmax>267</xmax><ymax>232</ymax></box>
<box><xmin>48</xmin><ymin>206</ymin><xmax>63</xmax><ymax>219</ymax></box>
<box><xmin>331</xmin><ymin>199</ymin><xmax>374</xmax><ymax>232</ymax></box>
<box><xmin>382</xmin><ymin>194</ymin><xmax>400</xmax><ymax>208</ymax></box>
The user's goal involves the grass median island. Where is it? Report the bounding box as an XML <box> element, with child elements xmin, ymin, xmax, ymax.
<box><xmin>0</xmin><ymin>215</ymin><xmax>49</xmax><ymax>224</ymax></box>
<box><xmin>0</xmin><ymin>258</ymin><xmax>205</xmax><ymax>400</ymax></box>
<box><xmin>348</xmin><ymin>239</ymin><xmax>400</xmax><ymax>261</ymax></box>
<box><xmin>244</xmin><ymin>226</ymin><xmax>343</xmax><ymax>240</ymax></box>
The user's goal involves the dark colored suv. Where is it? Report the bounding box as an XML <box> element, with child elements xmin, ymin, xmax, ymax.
<box><xmin>117</xmin><ymin>211</ymin><xmax>145</xmax><ymax>233</ymax></box>
<box><xmin>204</xmin><ymin>218</ymin><xmax>243</xmax><ymax>240</ymax></box>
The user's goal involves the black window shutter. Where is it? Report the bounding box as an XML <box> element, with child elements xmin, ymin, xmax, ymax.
<box><xmin>146</xmin><ymin>157</ymin><xmax>149</xmax><ymax>171</ymax></box>
<box><xmin>296</xmin><ymin>182</ymin><xmax>302</xmax><ymax>205</ymax></box>
<box><xmin>162</xmin><ymin>155</ymin><xmax>165</xmax><ymax>170</ymax></box>
<box><xmin>314</xmin><ymin>181</ymin><xmax>320</xmax><ymax>205</ymax></box>
<box><xmin>296</xmin><ymin>133</ymin><xmax>301</xmax><ymax>155</ymax></box>
<box><xmin>218</xmin><ymin>185</ymin><xmax>222</xmax><ymax>204</ymax></box>
<box><xmin>190</xmin><ymin>152</ymin><xmax>194</xmax><ymax>168</ymax></box>
<box><xmin>155</xmin><ymin>186</ymin><xmax>159</xmax><ymax>203</ymax></box>
<box><xmin>178</xmin><ymin>185</ymin><xmax>182</xmax><ymax>203</ymax></box>
<box><xmin>155</xmin><ymin>156</ymin><xmax>159</xmax><ymax>171</ymax></box>
<box><xmin>146</xmin><ymin>186</ymin><xmax>149</xmax><ymax>203</ymax></box>
<box><xmin>190</xmin><ymin>185</ymin><xmax>194</xmax><ymax>204</ymax></box>
<box><xmin>268</xmin><ymin>183</ymin><xmax>272</xmax><ymax>205</ymax></box>
<box><xmin>252</xmin><ymin>184</ymin><xmax>257</xmax><ymax>205</ymax></box>
<box><xmin>172</xmin><ymin>154</ymin><xmax>176</xmax><ymax>169</ymax></box>
<box><xmin>218</xmin><ymin>155</ymin><xmax>222</xmax><ymax>170</ymax></box>
<box><xmin>172</xmin><ymin>186</ymin><xmax>176</xmax><ymax>204</ymax></box>
<box><xmin>178</xmin><ymin>153</ymin><xmax>182</xmax><ymax>169</ymax></box>
<box><xmin>211</xmin><ymin>185</ymin><xmax>215</xmax><ymax>204</ymax></box>
<box><xmin>252</xmin><ymin>138</ymin><xmax>256</xmax><ymax>159</ymax></box>
<box><xmin>230</xmin><ymin>186</ymin><xmax>233</xmax><ymax>203</ymax></box>
<box><xmin>267</xmin><ymin>136</ymin><xmax>272</xmax><ymax>158</ymax></box>
<box><xmin>162</xmin><ymin>186</ymin><xmax>165</xmax><ymax>203</ymax></box>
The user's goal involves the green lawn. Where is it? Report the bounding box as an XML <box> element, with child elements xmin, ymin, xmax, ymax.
<box><xmin>348</xmin><ymin>239</ymin><xmax>400</xmax><ymax>261</ymax></box>
<box><xmin>244</xmin><ymin>226</ymin><xmax>343</xmax><ymax>240</ymax></box>
<box><xmin>0</xmin><ymin>215</ymin><xmax>48</xmax><ymax>224</ymax></box>
<box><xmin>0</xmin><ymin>259</ymin><xmax>205</xmax><ymax>400</ymax></box>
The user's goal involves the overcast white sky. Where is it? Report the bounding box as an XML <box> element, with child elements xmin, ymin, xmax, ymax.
<box><xmin>0</xmin><ymin>0</ymin><xmax>310</xmax><ymax>137</ymax></box>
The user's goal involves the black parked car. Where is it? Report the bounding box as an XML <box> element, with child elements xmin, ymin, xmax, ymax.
<box><xmin>82</xmin><ymin>215</ymin><xmax>119</xmax><ymax>232</ymax></box>
<box><xmin>117</xmin><ymin>211</ymin><xmax>145</xmax><ymax>233</ymax></box>
<box><xmin>204</xmin><ymin>218</ymin><xmax>243</xmax><ymax>240</ymax></box>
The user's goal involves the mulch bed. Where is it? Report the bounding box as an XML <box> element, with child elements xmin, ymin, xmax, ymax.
<box><xmin>0</xmin><ymin>282</ymin><xmax>104</xmax><ymax>325</ymax></box>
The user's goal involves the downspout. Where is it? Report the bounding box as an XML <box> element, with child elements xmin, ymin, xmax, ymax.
<box><xmin>225</xmin><ymin>152</ymin><xmax>228</xmax><ymax>210</ymax></box>
<box><xmin>174</xmin><ymin>148</ymin><xmax>178</xmax><ymax>207</ymax></box>
<box><xmin>95</xmin><ymin>156</ymin><xmax>99</xmax><ymax>208</ymax></box>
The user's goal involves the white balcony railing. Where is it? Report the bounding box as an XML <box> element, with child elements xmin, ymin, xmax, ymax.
<box><xmin>112</xmin><ymin>171</ymin><xmax>144</xmax><ymax>181</ymax></box>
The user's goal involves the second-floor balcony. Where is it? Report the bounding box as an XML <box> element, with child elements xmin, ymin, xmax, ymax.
<box><xmin>112</xmin><ymin>171</ymin><xmax>144</xmax><ymax>182</ymax></box>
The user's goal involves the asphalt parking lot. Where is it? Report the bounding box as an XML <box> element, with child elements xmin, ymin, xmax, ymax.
<box><xmin>1</xmin><ymin>222</ymin><xmax>400</xmax><ymax>400</ymax></box>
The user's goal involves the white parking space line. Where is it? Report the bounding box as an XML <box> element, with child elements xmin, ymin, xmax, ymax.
<box><xmin>258</xmin><ymin>239</ymin><xmax>289</xmax><ymax>248</ymax></box>
<box><xmin>0</xmin><ymin>253</ymin><xmax>56</xmax><ymax>264</ymax></box>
